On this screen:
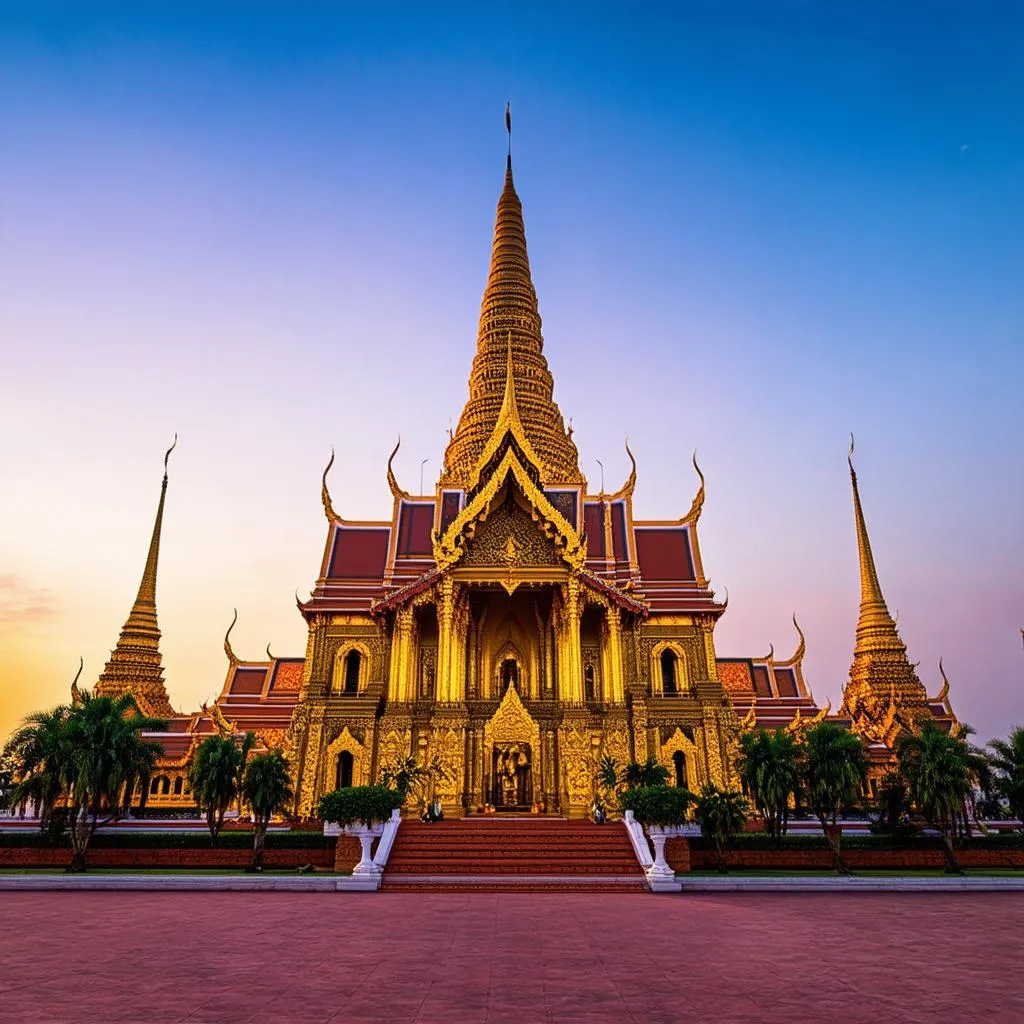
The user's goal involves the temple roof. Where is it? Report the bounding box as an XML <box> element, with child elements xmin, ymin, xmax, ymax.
<box><xmin>440</xmin><ymin>131</ymin><xmax>583</xmax><ymax>489</ymax></box>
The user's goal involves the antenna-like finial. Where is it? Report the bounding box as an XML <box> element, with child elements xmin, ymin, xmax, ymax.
<box><xmin>505</xmin><ymin>101</ymin><xmax>512</xmax><ymax>165</ymax></box>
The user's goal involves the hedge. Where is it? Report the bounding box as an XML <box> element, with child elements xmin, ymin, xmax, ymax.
<box><xmin>686</xmin><ymin>831</ymin><xmax>1024</xmax><ymax>852</ymax></box>
<box><xmin>0</xmin><ymin>831</ymin><xmax>332</xmax><ymax>850</ymax></box>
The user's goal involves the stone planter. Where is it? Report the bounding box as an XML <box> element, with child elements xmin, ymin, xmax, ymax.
<box><xmin>323</xmin><ymin>820</ymin><xmax>386</xmax><ymax>876</ymax></box>
<box><xmin>645</xmin><ymin>825</ymin><xmax>687</xmax><ymax>891</ymax></box>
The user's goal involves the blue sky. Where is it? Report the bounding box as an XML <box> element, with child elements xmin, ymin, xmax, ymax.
<box><xmin>1</xmin><ymin>2</ymin><xmax>1021</xmax><ymax>740</ymax></box>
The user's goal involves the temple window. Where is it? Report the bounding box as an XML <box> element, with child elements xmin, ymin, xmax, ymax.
<box><xmin>173</xmin><ymin>777</ymin><xmax>183</xmax><ymax>795</ymax></box>
<box><xmin>584</xmin><ymin>665</ymin><xmax>596</xmax><ymax>701</ymax></box>
<box><xmin>150</xmin><ymin>778</ymin><xmax>160</xmax><ymax>795</ymax></box>
<box><xmin>673</xmin><ymin>751</ymin><xmax>687</xmax><ymax>789</ymax></box>
<box><xmin>344</xmin><ymin>650</ymin><xmax>361</xmax><ymax>695</ymax></box>
<box><xmin>335</xmin><ymin>751</ymin><xmax>354</xmax><ymax>790</ymax></box>
<box><xmin>661</xmin><ymin>649</ymin><xmax>678</xmax><ymax>695</ymax></box>
<box><xmin>159</xmin><ymin>776</ymin><xmax>171</xmax><ymax>795</ymax></box>
<box><xmin>501</xmin><ymin>658</ymin><xmax>518</xmax><ymax>694</ymax></box>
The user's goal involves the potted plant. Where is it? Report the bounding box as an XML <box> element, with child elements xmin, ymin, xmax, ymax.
<box><xmin>618</xmin><ymin>786</ymin><xmax>693</xmax><ymax>879</ymax></box>
<box><xmin>318</xmin><ymin>785</ymin><xmax>404</xmax><ymax>876</ymax></box>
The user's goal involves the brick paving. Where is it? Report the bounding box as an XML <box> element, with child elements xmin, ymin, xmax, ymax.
<box><xmin>1</xmin><ymin>892</ymin><xmax>1022</xmax><ymax>1023</ymax></box>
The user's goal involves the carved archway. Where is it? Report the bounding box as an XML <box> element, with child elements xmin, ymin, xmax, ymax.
<box><xmin>325</xmin><ymin>726</ymin><xmax>367</xmax><ymax>788</ymax></box>
<box><xmin>659</xmin><ymin>727</ymin><xmax>704</xmax><ymax>789</ymax></box>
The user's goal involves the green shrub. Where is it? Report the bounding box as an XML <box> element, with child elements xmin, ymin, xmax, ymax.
<box><xmin>618</xmin><ymin>786</ymin><xmax>692</xmax><ymax>826</ymax></box>
<box><xmin>0</xmin><ymin>830</ymin><xmax>331</xmax><ymax>850</ymax></box>
<box><xmin>317</xmin><ymin>786</ymin><xmax>403</xmax><ymax>826</ymax></box>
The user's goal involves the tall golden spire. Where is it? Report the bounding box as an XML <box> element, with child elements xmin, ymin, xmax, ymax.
<box><xmin>95</xmin><ymin>438</ymin><xmax>177</xmax><ymax>718</ymax></box>
<box><xmin>848</xmin><ymin>435</ymin><xmax>896</xmax><ymax>637</ymax></box>
<box><xmin>440</xmin><ymin>109</ymin><xmax>583</xmax><ymax>489</ymax></box>
<box><xmin>841</xmin><ymin>437</ymin><xmax>929</xmax><ymax>737</ymax></box>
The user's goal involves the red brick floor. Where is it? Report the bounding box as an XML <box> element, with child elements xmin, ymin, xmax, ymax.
<box><xmin>1</xmin><ymin>892</ymin><xmax>1022</xmax><ymax>1023</ymax></box>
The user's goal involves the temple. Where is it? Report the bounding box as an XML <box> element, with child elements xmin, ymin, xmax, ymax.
<box><xmin>91</xmin><ymin>121</ymin><xmax>959</xmax><ymax>814</ymax></box>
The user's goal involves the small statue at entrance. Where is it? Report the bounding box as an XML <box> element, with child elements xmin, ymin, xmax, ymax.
<box><xmin>496</xmin><ymin>743</ymin><xmax>530</xmax><ymax>807</ymax></box>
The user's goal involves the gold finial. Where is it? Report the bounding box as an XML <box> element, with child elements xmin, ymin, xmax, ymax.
<box><xmin>70</xmin><ymin>657</ymin><xmax>84</xmax><ymax>704</ymax></box>
<box><xmin>266</xmin><ymin>642</ymin><xmax>274</xmax><ymax>661</ymax></box>
<box><xmin>164</xmin><ymin>433</ymin><xmax>178</xmax><ymax>475</ymax></box>
<box><xmin>295</xmin><ymin>590</ymin><xmax>306</xmax><ymax>613</ymax></box>
<box><xmin>740</xmin><ymin>698</ymin><xmax>758</xmax><ymax>732</ymax></box>
<box><xmin>608</xmin><ymin>439</ymin><xmax>637</xmax><ymax>500</ymax></box>
<box><xmin>720</xmin><ymin>585</ymin><xmax>729</xmax><ymax>611</ymax></box>
<box><xmin>931</xmin><ymin>657</ymin><xmax>951</xmax><ymax>705</ymax></box>
<box><xmin>321</xmin><ymin>447</ymin><xmax>341</xmax><ymax>525</ymax></box>
<box><xmin>224</xmin><ymin>608</ymin><xmax>240</xmax><ymax>666</ymax></box>
<box><xmin>681</xmin><ymin>451</ymin><xmax>705</xmax><ymax>524</ymax></box>
<box><xmin>505</xmin><ymin>101</ymin><xmax>512</xmax><ymax>164</ymax></box>
<box><xmin>762</xmin><ymin>642</ymin><xmax>775</xmax><ymax>664</ymax></box>
<box><xmin>386</xmin><ymin>437</ymin><xmax>411</xmax><ymax>500</ymax></box>
<box><xmin>784</xmin><ymin>614</ymin><xmax>807</xmax><ymax>666</ymax></box>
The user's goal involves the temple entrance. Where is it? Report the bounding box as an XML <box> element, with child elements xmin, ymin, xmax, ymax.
<box><xmin>491</xmin><ymin>742</ymin><xmax>533</xmax><ymax>810</ymax></box>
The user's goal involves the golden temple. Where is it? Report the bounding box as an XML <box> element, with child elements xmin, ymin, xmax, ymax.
<box><xmin>92</xmin><ymin>120</ymin><xmax>959</xmax><ymax>815</ymax></box>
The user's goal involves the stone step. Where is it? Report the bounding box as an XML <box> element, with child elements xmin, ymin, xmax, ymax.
<box><xmin>382</xmin><ymin>819</ymin><xmax>644</xmax><ymax>891</ymax></box>
<box><xmin>381</xmin><ymin>874</ymin><xmax>648</xmax><ymax>892</ymax></box>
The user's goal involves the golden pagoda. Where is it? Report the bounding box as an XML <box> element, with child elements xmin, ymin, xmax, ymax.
<box><xmin>93</xmin><ymin>437</ymin><xmax>178</xmax><ymax>719</ymax></box>
<box><xmin>80</xmin><ymin>115</ymin><xmax>960</xmax><ymax>813</ymax></box>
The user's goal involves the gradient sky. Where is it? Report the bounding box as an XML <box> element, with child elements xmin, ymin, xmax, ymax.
<box><xmin>1</xmin><ymin>2</ymin><xmax>1022</xmax><ymax>746</ymax></box>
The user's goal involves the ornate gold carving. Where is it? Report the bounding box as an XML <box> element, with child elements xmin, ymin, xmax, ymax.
<box><xmin>325</xmin><ymin>726</ymin><xmax>368</xmax><ymax>787</ymax></box>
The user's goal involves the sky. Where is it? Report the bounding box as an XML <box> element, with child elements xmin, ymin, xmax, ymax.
<box><xmin>1</xmin><ymin>2</ymin><xmax>1022</xmax><ymax>746</ymax></box>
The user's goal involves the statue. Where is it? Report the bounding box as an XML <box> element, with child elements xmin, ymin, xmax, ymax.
<box><xmin>496</xmin><ymin>743</ymin><xmax>530</xmax><ymax>807</ymax></box>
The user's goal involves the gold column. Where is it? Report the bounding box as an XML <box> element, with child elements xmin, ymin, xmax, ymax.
<box><xmin>436</xmin><ymin>579</ymin><xmax>455</xmax><ymax>702</ymax></box>
<box><xmin>561</xmin><ymin>578</ymin><xmax>584</xmax><ymax>703</ymax></box>
<box><xmin>606</xmin><ymin>607</ymin><xmax>625</xmax><ymax>704</ymax></box>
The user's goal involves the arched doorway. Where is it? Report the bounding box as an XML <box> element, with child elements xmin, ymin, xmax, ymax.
<box><xmin>672</xmin><ymin>751</ymin><xmax>687</xmax><ymax>789</ymax></box>
<box><xmin>335</xmin><ymin>750</ymin><xmax>354</xmax><ymax>790</ymax></box>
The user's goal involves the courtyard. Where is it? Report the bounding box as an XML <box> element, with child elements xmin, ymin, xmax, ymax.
<box><xmin>1</xmin><ymin>892</ymin><xmax>1021</xmax><ymax>1023</ymax></box>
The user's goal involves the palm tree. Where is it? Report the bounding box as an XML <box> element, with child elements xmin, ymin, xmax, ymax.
<box><xmin>737</xmin><ymin>729</ymin><xmax>802</xmax><ymax>843</ymax></box>
<box><xmin>189</xmin><ymin>732</ymin><xmax>256</xmax><ymax>846</ymax></box>
<box><xmin>63</xmin><ymin>692</ymin><xmax>166</xmax><ymax>871</ymax></box>
<box><xmin>241</xmin><ymin>751</ymin><xmax>294</xmax><ymax>871</ymax></box>
<box><xmin>622</xmin><ymin>757</ymin><xmax>670</xmax><ymax>789</ymax></box>
<box><xmin>693</xmin><ymin>784</ymin><xmax>748</xmax><ymax>873</ymax></box>
<box><xmin>804</xmin><ymin>722</ymin><xmax>867</xmax><ymax>874</ymax></box>
<box><xmin>2</xmin><ymin>705</ymin><xmax>73</xmax><ymax>832</ymax></box>
<box><xmin>988</xmin><ymin>726</ymin><xmax>1024</xmax><ymax>827</ymax></box>
<box><xmin>379</xmin><ymin>756</ymin><xmax>446</xmax><ymax>813</ymax></box>
<box><xmin>896</xmin><ymin>721</ymin><xmax>985</xmax><ymax>873</ymax></box>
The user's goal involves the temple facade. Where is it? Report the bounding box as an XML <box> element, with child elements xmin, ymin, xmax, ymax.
<box><xmin>90</xmin><ymin>133</ymin><xmax>959</xmax><ymax>816</ymax></box>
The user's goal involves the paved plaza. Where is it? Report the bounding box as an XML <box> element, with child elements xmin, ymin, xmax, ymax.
<box><xmin>1</xmin><ymin>892</ymin><xmax>1022</xmax><ymax>1023</ymax></box>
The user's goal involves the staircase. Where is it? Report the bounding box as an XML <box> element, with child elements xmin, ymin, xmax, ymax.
<box><xmin>381</xmin><ymin>818</ymin><xmax>647</xmax><ymax>891</ymax></box>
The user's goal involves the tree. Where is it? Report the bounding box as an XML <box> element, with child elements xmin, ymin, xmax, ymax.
<box><xmin>62</xmin><ymin>692</ymin><xmax>166</xmax><ymax>871</ymax></box>
<box><xmin>737</xmin><ymin>729</ymin><xmax>802</xmax><ymax>843</ymax></box>
<box><xmin>622</xmin><ymin>757</ymin><xmax>670</xmax><ymax>790</ymax></box>
<box><xmin>988</xmin><ymin>726</ymin><xmax>1024</xmax><ymax>827</ymax></box>
<box><xmin>896</xmin><ymin>721</ymin><xmax>985</xmax><ymax>874</ymax></box>
<box><xmin>693</xmin><ymin>784</ymin><xmax>748</xmax><ymax>873</ymax></box>
<box><xmin>876</xmin><ymin>771</ymin><xmax>909</xmax><ymax>830</ymax></box>
<box><xmin>189</xmin><ymin>732</ymin><xmax>256</xmax><ymax>846</ymax></box>
<box><xmin>803</xmin><ymin>723</ymin><xmax>867</xmax><ymax>874</ymax></box>
<box><xmin>241</xmin><ymin>751</ymin><xmax>294</xmax><ymax>871</ymax></box>
<box><xmin>2</xmin><ymin>705</ymin><xmax>73</xmax><ymax>832</ymax></box>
